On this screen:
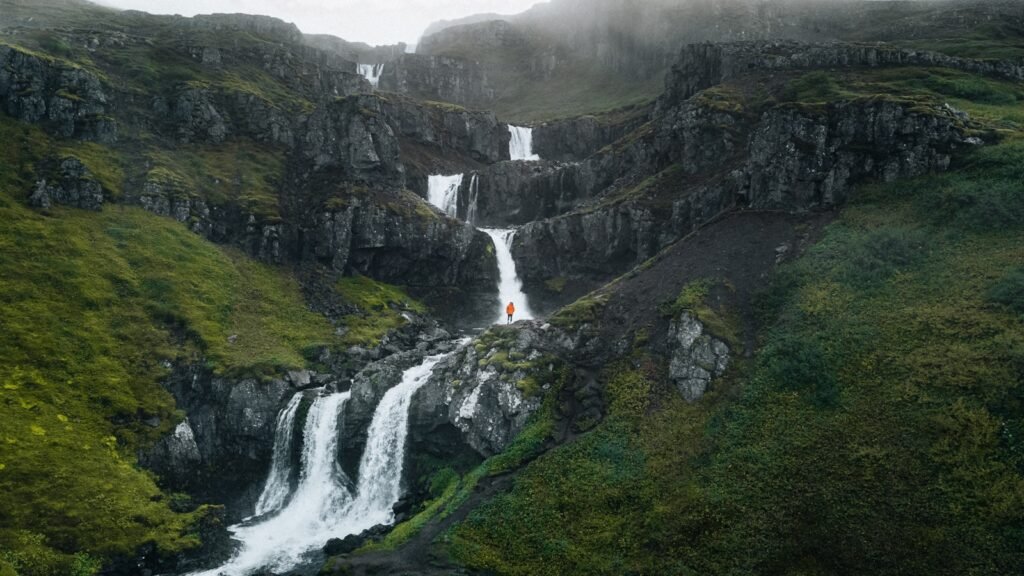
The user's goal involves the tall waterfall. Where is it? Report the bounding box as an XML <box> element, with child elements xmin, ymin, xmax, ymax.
<box><xmin>342</xmin><ymin>355</ymin><xmax>446</xmax><ymax>527</ymax></box>
<box><xmin>427</xmin><ymin>174</ymin><xmax>463</xmax><ymax>217</ymax></box>
<box><xmin>252</xmin><ymin>393</ymin><xmax>304</xmax><ymax>516</ymax></box>
<box><xmin>191</xmin><ymin>352</ymin><xmax>452</xmax><ymax>576</ymax></box>
<box><xmin>357</xmin><ymin>63</ymin><xmax>385</xmax><ymax>88</ymax></box>
<box><xmin>509</xmin><ymin>126</ymin><xmax>540</xmax><ymax>161</ymax></box>
<box><xmin>482</xmin><ymin>229</ymin><xmax>534</xmax><ymax>324</ymax></box>
<box><xmin>466</xmin><ymin>174</ymin><xmax>480</xmax><ymax>226</ymax></box>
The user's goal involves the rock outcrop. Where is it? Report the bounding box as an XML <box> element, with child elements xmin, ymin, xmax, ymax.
<box><xmin>0</xmin><ymin>44</ymin><xmax>116</xmax><ymax>142</ymax></box>
<box><xmin>533</xmin><ymin>111</ymin><xmax>651</xmax><ymax>162</ymax></box>
<box><xmin>662</xmin><ymin>40</ymin><xmax>1024</xmax><ymax>108</ymax></box>
<box><xmin>379</xmin><ymin>94</ymin><xmax>509</xmax><ymax>199</ymax></box>
<box><xmin>144</xmin><ymin>364</ymin><xmax>338</xmax><ymax>519</ymax></box>
<box><xmin>668</xmin><ymin>313</ymin><xmax>730</xmax><ymax>402</ymax></box>
<box><xmin>511</xmin><ymin>41</ymin><xmax>977</xmax><ymax>290</ymax></box>
<box><xmin>27</xmin><ymin>156</ymin><xmax>106</xmax><ymax>210</ymax></box>
<box><xmin>455</xmin><ymin>161</ymin><xmax>581</xmax><ymax>227</ymax></box>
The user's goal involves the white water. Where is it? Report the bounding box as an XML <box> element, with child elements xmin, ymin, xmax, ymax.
<box><xmin>191</xmin><ymin>353</ymin><xmax>450</xmax><ymax>576</ymax></box>
<box><xmin>252</xmin><ymin>393</ymin><xmax>304</xmax><ymax>517</ymax></box>
<box><xmin>482</xmin><ymin>228</ymin><xmax>534</xmax><ymax>324</ymax></box>
<box><xmin>427</xmin><ymin>174</ymin><xmax>463</xmax><ymax>218</ymax></box>
<box><xmin>357</xmin><ymin>63</ymin><xmax>385</xmax><ymax>88</ymax></box>
<box><xmin>343</xmin><ymin>355</ymin><xmax>446</xmax><ymax>527</ymax></box>
<box><xmin>509</xmin><ymin>126</ymin><xmax>540</xmax><ymax>161</ymax></box>
<box><xmin>466</xmin><ymin>173</ymin><xmax>480</xmax><ymax>226</ymax></box>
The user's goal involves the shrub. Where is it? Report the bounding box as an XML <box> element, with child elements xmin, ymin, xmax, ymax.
<box><xmin>987</xmin><ymin>268</ymin><xmax>1024</xmax><ymax>314</ymax></box>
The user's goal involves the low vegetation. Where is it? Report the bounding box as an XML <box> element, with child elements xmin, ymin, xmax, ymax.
<box><xmin>445</xmin><ymin>95</ymin><xmax>1024</xmax><ymax>575</ymax></box>
<box><xmin>0</xmin><ymin>115</ymin><xmax>337</xmax><ymax>574</ymax></box>
<box><xmin>336</xmin><ymin>274</ymin><xmax>426</xmax><ymax>348</ymax></box>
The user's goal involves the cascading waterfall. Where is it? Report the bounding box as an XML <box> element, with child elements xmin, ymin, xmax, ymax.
<box><xmin>357</xmin><ymin>63</ymin><xmax>385</xmax><ymax>88</ymax></box>
<box><xmin>509</xmin><ymin>126</ymin><xmax>540</xmax><ymax>161</ymax></box>
<box><xmin>191</xmin><ymin>353</ymin><xmax>452</xmax><ymax>576</ymax></box>
<box><xmin>481</xmin><ymin>228</ymin><xmax>534</xmax><ymax>324</ymax></box>
<box><xmin>192</xmin><ymin>391</ymin><xmax>352</xmax><ymax>576</ymax></box>
<box><xmin>342</xmin><ymin>355</ymin><xmax>446</xmax><ymax>527</ymax></box>
<box><xmin>252</xmin><ymin>393</ymin><xmax>304</xmax><ymax>517</ymax></box>
<box><xmin>466</xmin><ymin>173</ymin><xmax>480</xmax><ymax>226</ymax></box>
<box><xmin>427</xmin><ymin>174</ymin><xmax>463</xmax><ymax>217</ymax></box>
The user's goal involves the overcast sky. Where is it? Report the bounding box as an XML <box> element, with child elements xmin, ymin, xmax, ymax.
<box><xmin>97</xmin><ymin>0</ymin><xmax>540</xmax><ymax>46</ymax></box>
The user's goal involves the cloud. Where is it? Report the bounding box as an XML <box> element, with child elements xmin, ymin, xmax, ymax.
<box><xmin>98</xmin><ymin>0</ymin><xmax>540</xmax><ymax>45</ymax></box>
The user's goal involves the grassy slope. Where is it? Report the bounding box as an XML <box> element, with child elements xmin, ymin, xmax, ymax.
<box><xmin>0</xmin><ymin>115</ymin><xmax>341</xmax><ymax>575</ymax></box>
<box><xmin>444</xmin><ymin>67</ymin><xmax>1024</xmax><ymax>575</ymax></box>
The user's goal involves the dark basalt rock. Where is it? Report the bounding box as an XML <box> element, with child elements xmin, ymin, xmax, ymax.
<box><xmin>511</xmin><ymin>41</ymin><xmax>978</xmax><ymax>291</ymax></box>
<box><xmin>28</xmin><ymin>156</ymin><xmax>105</xmax><ymax>211</ymax></box>
<box><xmin>661</xmin><ymin>40</ymin><xmax>1024</xmax><ymax>109</ymax></box>
<box><xmin>379</xmin><ymin>54</ymin><xmax>495</xmax><ymax>108</ymax></box>
<box><xmin>533</xmin><ymin>111</ymin><xmax>650</xmax><ymax>163</ymax></box>
<box><xmin>323</xmin><ymin>524</ymin><xmax>391</xmax><ymax>556</ymax></box>
<box><xmin>0</xmin><ymin>44</ymin><xmax>116</xmax><ymax>143</ymax></box>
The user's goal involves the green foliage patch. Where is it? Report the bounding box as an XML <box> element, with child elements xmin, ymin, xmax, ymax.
<box><xmin>336</xmin><ymin>274</ymin><xmax>426</xmax><ymax>348</ymax></box>
<box><xmin>0</xmin><ymin>115</ymin><xmax>335</xmax><ymax>574</ymax></box>
<box><xmin>446</xmin><ymin>135</ymin><xmax>1024</xmax><ymax>575</ymax></box>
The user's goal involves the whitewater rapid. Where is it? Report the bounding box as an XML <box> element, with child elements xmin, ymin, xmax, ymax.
<box><xmin>190</xmin><ymin>354</ymin><xmax>448</xmax><ymax>576</ymax></box>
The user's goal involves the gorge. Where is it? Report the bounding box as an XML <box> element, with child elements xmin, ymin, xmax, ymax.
<box><xmin>1</xmin><ymin>1</ymin><xmax>1023</xmax><ymax>576</ymax></box>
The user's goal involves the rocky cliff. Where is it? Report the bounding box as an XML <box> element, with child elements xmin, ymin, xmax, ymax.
<box><xmin>509</xmin><ymin>40</ymin><xmax>987</xmax><ymax>293</ymax></box>
<box><xmin>379</xmin><ymin>54</ymin><xmax>494</xmax><ymax>109</ymax></box>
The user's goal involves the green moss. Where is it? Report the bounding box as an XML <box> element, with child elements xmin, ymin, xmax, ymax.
<box><xmin>445</xmin><ymin>133</ymin><xmax>1024</xmax><ymax>576</ymax></box>
<box><xmin>144</xmin><ymin>143</ymin><xmax>286</xmax><ymax>220</ymax></box>
<box><xmin>0</xmin><ymin>114</ymin><xmax>336</xmax><ymax>573</ymax></box>
<box><xmin>60</xmin><ymin>142</ymin><xmax>125</xmax><ymax>199</ymax></box>
<box><xmin>661</xmin><ymin>278</ymin><xmax>742</xmax><ymax>348</ymax></box>
<box><xmin>336</xmin><ymin>274</ymin><xmax>426</xmax><ymax>348</ymax></box>
<box><xmin>549</xmin><ymin>292</ymin><xmax>609</xmax><ymax>330</ymax></box>
<box><xmin>358</xmin><ymin>469</ymin><xmax>460</xmax><ymax>552</ymax></box>
<box><xmin>543</xmin><ymin>276</ymin><xmax>568</xmax><ymax>294</ymax></box>
<box><xmin>896</xmin><ymin>23</ymin><xmax>1024</xmax><ymax>60</ymax></box>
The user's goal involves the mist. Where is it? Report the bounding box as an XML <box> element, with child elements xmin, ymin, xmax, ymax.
<box><xmin>95</xmin><ymin>0</ymin><xmax>543</xmax><ymax>46</ymax></box>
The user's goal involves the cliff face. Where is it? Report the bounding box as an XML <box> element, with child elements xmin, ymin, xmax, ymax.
<box><xmin>661</xmin><ymin>40</ymin><xmax>1024</xmax><ymax>108</ymax></box>
<box><xmin>510</xmin><ymin>40</ymin><xmax>983</xmax><ymax>292</ymax></box>
<box><xmin>532</xmin><ymin>108</ymin><xmax>651</xmax><ymax>162</ymax></box>
<box><xmin>0</xmin><ymin>44</ymin><xmax>116</xmax><ymax>142</ymax></box>
<box><xmin>378</xmin><ymin>54</ymin><xmax>494</xmax><ymax>108</ymax></box>
<box><xmin>379</xmin><ymin>94</ymin><xmax>509</xmax><ymax>198</ymax></box>
<box><xmin>1</xmin><ymin>22</ymin><xmax>503</xmax><ymax>294</ymax></box>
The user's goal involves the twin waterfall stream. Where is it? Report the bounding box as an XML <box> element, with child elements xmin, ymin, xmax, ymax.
<box><xmin>193</xmin><ymin>127</ymin><xmax>539</xmax><ymax>575</ymax></box>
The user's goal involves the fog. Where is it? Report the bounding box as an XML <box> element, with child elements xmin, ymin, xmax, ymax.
<box><xmin>95</xmin><ymin>0</ymin><xmax>542</xmax><ymax>46</ymax></box>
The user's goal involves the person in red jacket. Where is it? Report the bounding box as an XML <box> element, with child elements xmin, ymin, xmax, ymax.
<box><xmin>506</xmin><ymin>302</ymin><xmax>516</xmax><ymax>324</ymax></box>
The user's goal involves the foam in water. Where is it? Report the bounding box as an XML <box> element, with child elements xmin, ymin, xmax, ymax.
<box><xmin>481</xmin><ymin>228</ymin><xmax>534</xmax><ymax>324</ymax></box>
<box><xmin>252</xmin><ymin>393</ymin><xmax>304</xmax><ymax>517</ymax></box>
<box><xmin>191</xmin><ymin>353</ymin><xmax>450</xmax><ymax>576</ymax></box>
<box><xmin>509</xmin><ymin>126</ymin><xmax>540</xmax><ymax>161</ymax></box>
<box><xmin>357</xmin><ymin>63</ymin><xmax>385</xmax><ymax>88</ymax></box>
<box><xmin>427</xmin><ymin>174</ymin><xmax>463</xmax><ymax>217</ymax></box>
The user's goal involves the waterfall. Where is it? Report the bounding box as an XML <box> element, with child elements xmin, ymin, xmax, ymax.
<box><xmin>509</xmin><ymin>126</ymin><xmax>540</xmax><ymax>161</ymax></box>
<box><xmin>190</xmin><ymin>353</ymin><xmax>452</xmax><ymax>576</ymax></box>
<box><xmin>466</xmin><ymin>174</ymin><xmax>480</xmax><ymax>226</ymax></box>
<box><xmin>427</xmin><ymin>174</ymin><xmax>463</xmax><ymax>218</ymax></box>
<box><xmin>482</xmin><ymin>229</ymin><xmax>534</xmax><ymax>324</ymax></box>
<box><xmin>342</xmin><ymin>355</ymin><xmax>446</xmax><ymax>527</ymax></box>
<box><xmin>357</xmin><ymin>63</ymin><xmax>385</xmax><ymax>88</ymax></box>
<box><xmin>252</xmin><ymin>393</ymin><xmax>304</xmax><ymax>517</ymax></box>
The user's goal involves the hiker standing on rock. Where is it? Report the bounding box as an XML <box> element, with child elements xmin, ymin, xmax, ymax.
<box><xmin>506</xmin><ymin>302</ymin><xmax>516</xmax><ymax>324</ymax></box>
